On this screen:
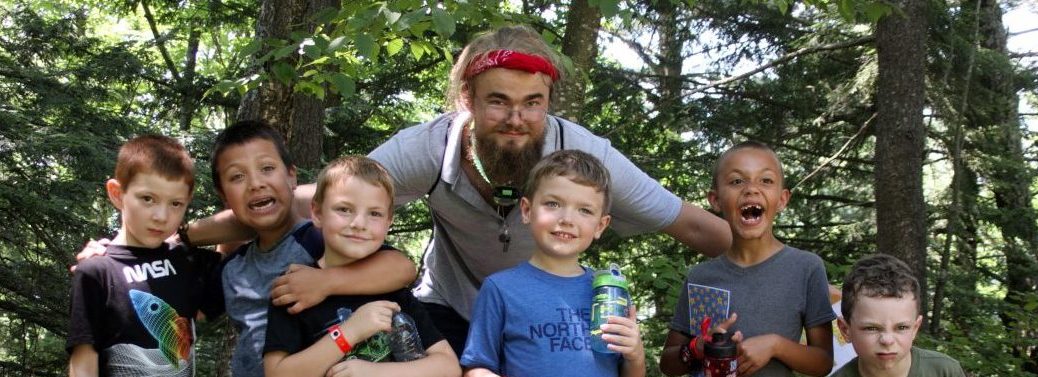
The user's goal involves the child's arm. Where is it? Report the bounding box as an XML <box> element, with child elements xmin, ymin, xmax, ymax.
<box><xmin>68</xmin><ymin>345</ymin><xmax>98</xmax><ymax>377</ymax></box>
<box><xmin>270</xmin><ymin>249</ymin><xmax>417</xmax><ymax>314</ymax></box>
<box><xmin>324</xmin><ymin>340</ymin><xmax>460</xmax><ymax>377</ymax></box>
<box><xmin>735</xmin><ymin>323</ymin><xmax>833</xmax><ymax>377</ymax></box>
<box><xmin>603</xmin><ymin>306</ymin><xmax>646</xmax><ymax>377</ymax></box>
<box><xmin>463</xmin><ymin>368</ymin><xmax>501</xmax><ymax>377</ymax></box>
<box><xmin>264</xmin><ymin>301</ymin><xmax>400</xmax><ymax>377</ymax></box>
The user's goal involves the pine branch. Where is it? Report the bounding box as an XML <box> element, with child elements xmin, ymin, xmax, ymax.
<box><xmin>141</xmin><ymin>0</ymin><xmax>181</xmax><ymax>81</ymax></box>
<box><xmin>686</xmin><ymin>36</ymin><xmax>874</xmax><ymax>94</ymax></box>
<box><xmin>793</xmin><ymin>113</ymin><xmax>877</xmax><ymax>191</ymax></box>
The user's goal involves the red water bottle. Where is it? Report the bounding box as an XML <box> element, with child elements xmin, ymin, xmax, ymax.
<box><xmin>704</xmin><ymin>332</ymin><xmax>737</xmax><ymax>377</ymax></box>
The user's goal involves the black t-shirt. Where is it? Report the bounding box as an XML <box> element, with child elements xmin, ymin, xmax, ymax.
<box><xmin>264</xmin><ymin>286</ymin><xmax>443</xmax><ymax>362</ymax></box>
<box><xmin>67</xmin><ymin>243</ymin><xmax>224</xmax><ymax>376</ymax></box>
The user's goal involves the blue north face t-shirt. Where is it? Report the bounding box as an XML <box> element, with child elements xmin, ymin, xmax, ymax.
<box><xmin>461</xmin><ymin>262</ymin><xmax>622</xmax><ymax>377</ymax></box>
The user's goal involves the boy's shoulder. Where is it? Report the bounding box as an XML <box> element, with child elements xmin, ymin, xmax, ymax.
<box><xmin>911</xmin><ymin>346</ymin><xmax>965</xmax><ymax>374</ymax></box>
<box><xmin>225</xmin><ymin>220</ymin><xmax>323</xmax><ymax>263</ymax></box>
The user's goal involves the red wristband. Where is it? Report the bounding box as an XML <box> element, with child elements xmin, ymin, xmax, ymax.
<box><xmin>689</xmin><ymin>336</ymin><xmax>704</xmax><ymax>360</ymax></box>
<box><xmin>327</xmin><ymin>324</ymin><xmax>352</xmax><ymax>354</ymax></box>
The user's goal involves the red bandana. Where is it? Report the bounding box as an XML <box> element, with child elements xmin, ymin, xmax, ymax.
<box><xmin>463</xmin><ymin>49</ymin><xmax>559</xmax><ymax>81</ymax></box>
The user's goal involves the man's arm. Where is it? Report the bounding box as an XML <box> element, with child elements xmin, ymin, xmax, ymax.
<box><xmin>463</xmin><ymin>368</ymin><xmax>501</xmax><ymax>377</ymax></box>
<box><xmin>662</xmin><ymin>202</ymin><xmax>731</xmax><ymax>257</ymax></box>
<box><xmin>736</xmin><ymin>325</ymin><xmax>833</xmax><ymax>377</ymax></box>
<box><xmin>68</xmin><ymin>344</ymin><xmax>98</xmax><ymax>377</ymax></box>
<box><xmin>271</xmin><ymin>249</ymin><xmax>417</xmax><ymax>314</ymax></box>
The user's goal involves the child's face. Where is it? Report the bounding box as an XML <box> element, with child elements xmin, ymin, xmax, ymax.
<box><xmin>107</xmin><ymin>172</ymin><xmax>191</xmax><ymax>248</ymax></box>
<box><xmin>520</xmin><ymin>175</ymin><xmax>610</xmax><ymax>261</ymax></box>
<box><xmin>837</xmin><ymin>295</ymin><xmax>922</xmax><ymax>372</ymax></box>
<box><xmin>215</xmin><ymin>139</ymin><xmax>298</xmax><ymax>237</ymax></box>
<box><xmin>312</xmin><ymin>176</ymin><xmax>392</xmax><ymax>265</ymax></box>
<box><xmin>708</xmin><ymin>148</ymin><xmax>790</xmax><ymax>241</ymax></box>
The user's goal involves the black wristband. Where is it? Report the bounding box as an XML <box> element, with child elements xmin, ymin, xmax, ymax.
<box><xmin>177</xmin><ymin>223</ymin><xmax>192</xmax><ymax>248</ymax></box>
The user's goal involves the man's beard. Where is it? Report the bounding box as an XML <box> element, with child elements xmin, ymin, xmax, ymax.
<box><xmin>476</xmin><ymin>134</ymin><xmax>544</xmax><ymax>190</ymax></box>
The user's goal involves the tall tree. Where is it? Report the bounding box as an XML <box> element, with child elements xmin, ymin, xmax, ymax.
<box><xmin>236</xmin><ymin>0</ymin><xmax>336</xmax><ymax>169</ymax></box>
<box><xmin>872</xmin><ymin>0</ymin><xmax>929</xmax><ymax>323</ymax></box>
<box><xmin>556</xmin><ymin>0</ymin><xmax>601</xmax><ymax>122</ymax></box>
<box><xmin>968</xmin><ymin>0</ymin><xmax>1038</xmax><ymax>370</ymax></box>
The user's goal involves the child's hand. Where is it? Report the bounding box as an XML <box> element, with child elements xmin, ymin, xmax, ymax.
<box><xmin>734</xmin><ymin>333</ymin><xmax>778</xmax><ymax>376</ymax></box>
<box><xmin>325</xmin><ymin>358</ymin><xmax>376</xmax><ymax>377</ymax></box>
<box><xmin>271</xmin><ymin>264</ymin><xmax>330</xmax><ymax>314</ymax></box>
<box><xmin>603</xmin><ymin>305</ymin><xmax>645</xmax><ymax>364</ymax></box>
<box><xmin>70</xmin><ymin>238</ymin><xmax>111</xmax><ymax>272</ymax></box>
<box><xmin>341</xmin><ymin>300</ymin><xmax>400</xmax><ymax>344</ymax></box>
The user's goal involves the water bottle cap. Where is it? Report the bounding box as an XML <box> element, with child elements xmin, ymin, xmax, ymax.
<box><xmin>704</xmin><ymin>332</ymin><xmax>737</xmax><ymax>358</ymax></box>
<box><xmin>592</xmin><ymin>264</ymin><xmax>628</xmax><ymax>289</ymax></box>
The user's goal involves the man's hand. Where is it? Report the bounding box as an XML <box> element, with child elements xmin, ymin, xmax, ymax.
<box><xmin>734</xmin><ymin>333</ymin><xmax>778</xmax><ymax>376</ymax></box>
<box><xmin>70</xmin><ymin>239</ymin><xmax>111</xmax><ymax>273</ymax></box>
<box><xmin>271</xmin><ymin>264</ymin><xmax>329</xmax><ymax>314</ymax></box>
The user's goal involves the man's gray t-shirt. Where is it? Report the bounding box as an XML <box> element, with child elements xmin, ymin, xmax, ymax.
<box><xmin>370</xmin><ymin>112</ymin><xmax>681</xmax><ymax>319</ymax></box>
<box><xmin>670</xmin><ymin>245</ymin><xmax>836</xmax><ymax>377</ymax></box>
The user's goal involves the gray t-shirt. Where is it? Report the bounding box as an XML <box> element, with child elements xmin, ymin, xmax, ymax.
<box><xmin>370</xmin><ymin>112</ymin><xmax>681</xmax><ymax>319</ymax></box>
<box><xmin>222</xmin><ymin>221</ymin><xmax>322</xmax><ymax>377</ymax></box>
<box><xmin>669</xmin><ymin>245</ymin><xmax>836</xmax><ymax>377</ymax></box>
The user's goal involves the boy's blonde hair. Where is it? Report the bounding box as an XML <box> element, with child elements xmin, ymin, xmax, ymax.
<box><xmin>447</xmin><ymin>25</ymin><xmax>567</xmax><ymax>111</ymax></box>
<box><xmin>524</xmin><ymin>150</ymin><xmax>611</xmax><ymax>212</ymax></box>
<box><xmin>841</xmin><ymin>254</ymin><xmax>921</xmax><ymax>322</ymax></box>
<box><xmin>115</xmin><ymin>135</ymin><xmax>194</xmax><ymax>192</ymax></box>
<box><xmin>313</xmin><ymin>155</ymin><xmax>395</xmax><ymax>211</ymax></box>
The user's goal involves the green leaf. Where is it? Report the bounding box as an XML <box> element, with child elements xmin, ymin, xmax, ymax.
<box><xmin>328</xmin><ymin>73</ymin><xmax>355</xmax><ymax>97</ymax></box>
<box><xmin>302</xmin><ymin>43</ymin><xmax>322</xmax><ymax>59</ymax></box>
<box><xmin>431</xmin><ymin>8</ymin><xmax>455</xmax><ymax>37</ymax></box>
<box><xmin>410</xmin><ymin>41</ymin><xmax>425</xmax><ymax>60</ymax></box>
<box><xmin>355</xmin><ymin>33</ymin><xmax>376</xmax><ymax>60</ymax></box>
<box><xmin>311</xmin><ymin>6</ymin><xmax>338</xmax><ymax>25</ymax></box>
<box><xmin>598</xmin><ymin>0</ymin><xmax>619</xmax><ymax>18</ymax></box>
<box><xmin>381</xmin><ymin>7</ymin><xmax>402</xmax><ymax>25</ymax></box>
<box><xmin>271</xmin><ymin>61</ymin><xmax>296</xmax><ymax>85</ymax></box>
<box><xmin>386</xmin><ymin>38</ymin><xmax>404</xmax><ymax>57</ymax></box>
<box><xmin>272</xmin><ymin>44</ymin><xmax>297</xmax><ymax>59</ymax></box>
<box><xmin>239</xmin><ymin>39</ymin><xmax>262</xmax><ymax>58</ymax></box>
<box><xmin>327</xmin><ymin>36</ymin><xmax>348</xmax><ymax>52</ymax></box>
<box><xmin>863</xmin><ymin>3</ymin><xmax>891</xmax><ymax>22</ymax></box>
<box><xmin>837</xmin><ymin>0</ymin><xmax>854</xmax><ymax>21</ymax></box>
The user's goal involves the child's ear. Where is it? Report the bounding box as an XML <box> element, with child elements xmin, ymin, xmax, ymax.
<box><xmin>287</xmin><ymin>165</ymin><xmax>298</xmax><ymax>189</ymax></box>
<box><xmin>310</xmin><ymin>200</ymin><xmax>322</xmax><ymax>228</ymax></box>
<box><xmin>836</xmin><ymin>317</ymin><xmax>852</xmax><ymax>342</ymax></box>
<box><xmin>707</xmin><ymin>190</ymin><xmax>720</xmax><ymax>213</ymax></box>
<box><xmin>520</xmin><ymin>197</ymin><xmax>532</xmax><ymax>224</ymax></box>
<box><xmin>777</xmin><ymin>188</ymin><xmax>791</xmax><ymax>211</ymax></box>
<box><xmin>911</xmin><ymin>314</ymin><xmax>923</xmax><ymax>337</ymax></box>
<box><xmin>593</xmin><ymin>214</ymin><xmax>611</xmax><ymax>239</ymax></box>
<box><xmin>105</xmin><ymin>179</ymin><xmax>124</xmax><ymax>210</ymax></box>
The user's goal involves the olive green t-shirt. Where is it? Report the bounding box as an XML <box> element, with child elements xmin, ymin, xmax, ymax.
<box><xmin>830</xmin><ymin>347</ymin><xmax>965</xmax><ymax>377</ymax></box>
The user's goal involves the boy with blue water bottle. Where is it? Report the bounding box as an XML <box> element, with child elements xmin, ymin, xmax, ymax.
<box><xmin>460</xmin><ymin>150</ymin><xmax>645</xmax><ymax>377</ymax></box>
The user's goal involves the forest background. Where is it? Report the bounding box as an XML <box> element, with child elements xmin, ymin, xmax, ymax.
<box><xmin>0</xmin><ymin>0</ymin><xmax>1035</xmax><ymax>375</ymax></box>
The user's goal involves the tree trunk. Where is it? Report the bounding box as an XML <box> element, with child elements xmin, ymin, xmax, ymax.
<box><xmin>970</xmin><ymin>0</ymin><xmax>1038</xmax><ymax>370</ymax></box>
<box><xmin>651</xmin><ymin>0</ymin><xmax>684</xmax><ymax>130</ymax></box>
<box><xmin>873</xmin><ymin>0</ymin><xmax>928</xmax><ymax>327</ymax></box>
<box><xmin>556</xmin><ymin>0</ymin><xmax>602</xmax><ymax>123</ymax></box>
<box><xmin>236</xmin><ymin>0</ymin><xmax>337</xmax><ymax>169</ymax></box>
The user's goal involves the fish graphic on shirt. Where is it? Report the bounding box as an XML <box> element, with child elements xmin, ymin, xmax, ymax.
<box><xmin>129</xmin><ymin>289</ymin><xmax>192</xmax><ymax>368</ymax></box>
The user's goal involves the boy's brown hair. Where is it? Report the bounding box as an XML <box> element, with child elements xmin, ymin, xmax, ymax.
<box><xmin>523</xmin><ymin>150</ymin><xmax>611</xmax><ymax>212</ymax></box>
<box><xmin>840</xmin><ymin>253</ymin><xmax>921</xmax><ymax>322</ymax></box>
<box><xmin>313</xmin><ymin>155</ymin><xmax>395</xmax><ymax>212</ymax></box>
<box><xmin>711</xmin><ymin>140</ymin><xmax>785</xmax><ymax>189</ymax></box>
<box><xmin>115</xmin><ymin>135</ymin><xmax>195</xmax><ymax>192</ymax></box>
<box><xmin>210</xmin><ymin>120</ymin><xmax>293</xmax><ymax>193</ymax></box>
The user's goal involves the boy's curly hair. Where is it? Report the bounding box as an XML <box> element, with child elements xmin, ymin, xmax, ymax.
<box><xmin>840</xmin><ymin>253</ymin><xmax>920</xmax><ymax>322</ymax></box>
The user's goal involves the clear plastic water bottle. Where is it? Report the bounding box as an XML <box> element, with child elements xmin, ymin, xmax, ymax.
<box><xmin>590</xmin><ymin>264</ymin><xmax>629</xmax><ymax>353</ymax></box>
<box><xmin>388</xmin><ymin>312</ymin><xmax>426</xmax><ymax>361</ymax></box>
<box><xmin>704</xmin><ymin>332</ymin><xmax>737</xmax><ymax>377</ymax></box>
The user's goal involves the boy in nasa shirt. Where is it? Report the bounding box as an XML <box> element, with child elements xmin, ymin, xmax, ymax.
<box><xmin>68</xmin><ymin>135</ymin><xmax>224</xmax><ymax>376</ymax></box>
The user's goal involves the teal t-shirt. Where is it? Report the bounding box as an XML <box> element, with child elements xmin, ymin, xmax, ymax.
<box><xmin>830</xmin><ymin>346</ymin><xmax>965</xmax><ymax>377</ymax></box>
